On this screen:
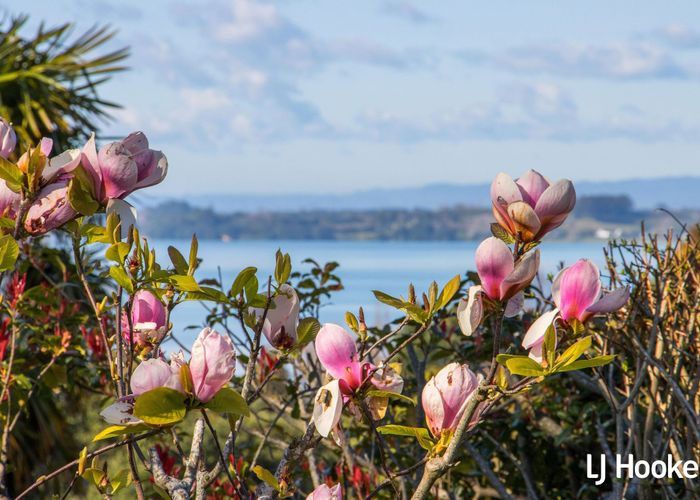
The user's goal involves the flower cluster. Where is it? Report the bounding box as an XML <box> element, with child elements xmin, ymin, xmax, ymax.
<box><xmin>100</xmin><ymin>327</ymin><xmax>236</xmax><ymax>426</ymax></box>
<box><xmin>0</xmin><ymin>118</ymin><xmax>166</xmax><ymax>235</ymax></box>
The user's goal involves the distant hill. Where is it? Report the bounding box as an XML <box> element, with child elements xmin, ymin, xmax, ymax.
<box><xmin>139</xmin><ymin>195</ymin><xmax>700</xmax><ymax>242</ymax></box>
<box><xmin>136</xmin><ymin>176</ymin><xmax>700</xmax><ymax>213</ymax></box>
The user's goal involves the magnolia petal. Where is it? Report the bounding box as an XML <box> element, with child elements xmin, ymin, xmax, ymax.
<box><xmin>314</xmin><ymin>324</ymin><xmax>358</xmax><ymax>380</ymax></box>
<box><xmin>312</xmin><ymin>379</ymin><xmax>343</xmax><ymax>438</ymax></box>
<box><xmin>490</xmin><ymin>172</ymin><xmax>522</xmax><ymax>219</ymax></box>
<box><xmin>504</xmin><ymin>291</ymin><xmax>524</xmax><ymax>318</ymax></box>
<box><xmin>456</xmin><ymin>285</ymin><xmax>483</xmax><ymax>336</ymax></box>
<box><xmin>500</xmin><ymin>249</ymin><xmax>540</xmax><ymax>301</ymax></box>
<box><xmin>586</xmin><ymin>286</ymin><xmax>630</xmax><ymax>315</ymax></box>
<box><xmin>522</xmin><ymin>308</ymin><xmax>559</xmax><ymax>349</ymax></box>
<box><xmin>134</xmin><ymin>150</ymin><xmax>168</xmax><ymax>190</ymax></box>
<box><xmin>42</xmin><ymin>148</ymin><xmax>81</xmax><ymax>183</ymax></box>
<box><xmin>507</xmin><ymin>201</ymin><xmax>541</xmax><ymax>242</ymax></box>
<box><xmin>421</xmin><ymin>379</ymin><xmax>446</xmax><ymax>437</ymax></box>
<box><xmin>557</xmin><ymin>259</ymin><xmax>602</xmax><ymax>322</ymax></box>
<box><xmin>475</xmin><ymin>237</ymin><xmax>514</xmax><ymax>300</ymax></box>
<box><xmin>515</xmin><ymin>169</ymin><xmax>550</xmax><ymax>207</ymax></box>
<box><xmin>528</xmin><ymin>339</ymin><xmax>544</xmax><ymax>363</ymax></box>
<box><xmin>370</xmin><ymin>364</ymin><xmax>404</xmax><ymax>394</ymax></box>
<box><xmin>106</xmin><ymin>198</ymin><xmax>137</xmax><ymax>240</ymax></box>
<box><xmin>534</xmin><ymin>179</ymin><xmax>576</xmax><ymax>236</ymax></box>
<box><xmin>99</xmin><ymin>401</ymin><xmax>142</xmax><ymax>426</ymax></box>
<box><xmin>551</xmin><ymin>267</ymin><xmax>566</xmax><ymax>308</ymax></box>
<box><xmin>39</xmin><ymin>137</ymin><xmax>53</xmax><ymax>157</ymax></box>
<box><xmin>98</xmin><ymin>142</ymin><xmax>139</xmax><ymax>199</ymax></box>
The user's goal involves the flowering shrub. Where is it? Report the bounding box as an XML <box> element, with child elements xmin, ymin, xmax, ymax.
<box><xmin>4</xmin><ymin>117</ymin><xmax>699</xmax><ymax>499</ymax></box>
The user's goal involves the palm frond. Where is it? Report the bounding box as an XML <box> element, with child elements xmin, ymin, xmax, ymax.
<box><xmin>0</xmin><ymin>15</ymin><xmax>129</xmax><ymax>152</ymax></box>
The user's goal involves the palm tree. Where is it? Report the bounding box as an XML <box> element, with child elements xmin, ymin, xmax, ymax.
<box><xmin>0</xmin><ymin>14</ymin><xmax>129</xmax><ymax>152</ymax></box>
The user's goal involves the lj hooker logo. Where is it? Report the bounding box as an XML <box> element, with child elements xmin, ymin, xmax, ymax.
<box><xmin>587</xmin><ymin>454</ymin><xmax>699</xmax><ymax>485</ymax></box>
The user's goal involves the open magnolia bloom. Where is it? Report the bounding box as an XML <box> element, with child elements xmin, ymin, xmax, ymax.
<box><xmin>491</xmin><ymin>170</ymin><xmax>576</xmax><ymax>242</ymax></box>
<box><xmin>553</xmin><ymin>259</ymin><xmax>629</xmax><ymax>324</ymax></box>
<box><xmin>522</xmin><ymin>308</ymin><xmax>560</xmax><ymax>363</ymax></box>
<box><xmin>306</xmin><ymin>483</ymin><xmax>343</xmax><ymax>500</ymax></box>
<box><xmin>81</xmin><ymin>131</ymin><xmax>167</xmax><ymax>237</ymax></box>
<box><xmin>312</xmin><ymin>324</ymin><xmax>404</xmax><ymax>440</ymax></box>
<box><xmin>457</xmin><ymin>237</ymin><xmax>539</xmax><ymax>335</ymax></box>
<box><xmin>422</xmin><ymin>362</ymin><xmax>483</xmax><ymax>438</ymax></box>
<box><xmin>254</xmin><ymin>283</ymin><xmax>300</xmax><ymax>349</ymax></box>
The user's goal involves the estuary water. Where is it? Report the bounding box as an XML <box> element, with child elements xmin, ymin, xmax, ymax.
<box><xmin>147</xmin><ymin>239</ymin><xmax>609</xmax><ymax>346</ymax></box>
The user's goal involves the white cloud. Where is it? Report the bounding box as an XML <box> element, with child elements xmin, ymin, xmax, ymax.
<box><xmin>459</xmin><ymin>41</ymin><xmax>687</xmax><ymax>80</ymax></box>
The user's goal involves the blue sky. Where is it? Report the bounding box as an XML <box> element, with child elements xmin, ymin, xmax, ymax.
<box><xmin>10</xmin><ymin>0</ymin><xmax>700</xmax><ymax>196</ymax></box>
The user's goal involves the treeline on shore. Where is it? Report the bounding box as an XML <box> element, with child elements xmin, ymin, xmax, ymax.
<box><xmin>139</xmin><ymin>195</ymin><xmax>699</xmax><ymax>241</ymax></box>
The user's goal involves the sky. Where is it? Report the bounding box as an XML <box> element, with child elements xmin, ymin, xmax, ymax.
<box><xmin>8</xmin><ymin>0</ymin><xmax>700</xmax><ymax>196</ymax></box>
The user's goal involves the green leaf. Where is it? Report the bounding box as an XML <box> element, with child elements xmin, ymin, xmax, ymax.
<box><xmin>556</xmin><ymin>355</ymin><xmax>616</xmax><ymax>372</ymax></box>
<box><xmin>435</xmin><ymin>274</ymin><xmax>461</xmax><ymax>311</ymax></box>
<box><xmin>376</xmin><ymin>424</ymin><xmax>435</xmax><ymax>451</ymax></box>
<box><xmin>345</xmin><ymin>311</ymin><xmax>359</xmax><ymax>333</ymax></box>
<box><xmin>496</xmin><ymin>354</ymin><xmax>521</xmax><ymax>365</ymax></box>
<box><xmin>373</xmin><ymin>290</ymin><xmax>405</xmax><ymax>309</ymax></box>
<box><xmin>133</xmin><ymin>387</ymin><xmax>187</xmax><ymax>426</ymax></box>
<box><xmin>490</xmin><ymin>222</ymin><xmax>515</xmax><ymax>244</ymax></box>
<box><xmin>296</xmin><ymin>317</ymin><xmax>320</xmax><ymax>346</ymax></box>
<box><xmin>0</xmin><ymin>235</ymin><xmax>19</xmax><ymax>272</ymax></box>
<box><xmin>252</xmin><ymin>465</ymin><xmax>279</xmax><ymax>491</ymax></box>
<box><xmin>92</xmin><ymin>423</ymin><xmax>151</xmax><ymax>442</ymax></box>
<box><xmin>188</xmin><ymin>234</ymin><xmax>198</xmax><ymax>275</ymax></box>
<box><xmin>366</xmin><ymin>389</ymin><xmax>415</xmax><ymax>406</ymax></box>
<box><xmin>0</xmin><ymin>217</ymin><xmax>14</xmax><ymax>229</ymax></box>
<box><xmin>0</xmin><ymin>156</ymin><xmax>22</xmax><ymax>192</ymax></box>
<box><xmin>202</xmin><ymin>387</ymin><xmax>250</xmax><ymax>417</ymax></box>
<box><xmin>230</xmin><ymin>266</ymin><xmax>257</xmax><ymax>297</ymax></box>
<box><xmin>105</xmin><ymin>242</ymin><xmax>131</xmax><ymax>263</ymax></box>
<box><xmin>543</xmin><ymin>323</ymin><xmax>557</xmax><ymax>368</ymax></box>
<box><xmin>170</xmin><ymin>274</ymin><xmax>201</xmax><ymax>292</ymax></box>
<box><xmin>244</xmin><ymin>275</ymin><xmax>259</xmax><ymax>302</ymax></box>
<box><xmin>167</xmin><ymin>246</ymin><xmax>188</xmax><ymax>274</ymax></box>
<box><xmin>109</xmin><ymin>468</ymin><xmax>132</xmax><ymax>494</ymax></box>
<box><xmin>505</xmin><ymin>356</ymin><xmax>546</xmax><ymax>377</ymax></box>
<box><xmin>67</xmin><ymin>165</ymin><xmax>99</xmax><ymax>216</ymax></box>
<box><xmin>109</xmin><ymin>266</ymin><xmax>133</xmax><ymax>294</ymax></box>
<box><xmin>274</xmin><ymin>249</ymin><xmax>292</xmax><ymax>284</ymax></box>
<box><xmin>554</xmin><ymin>336</ymin><xmax>592</xmax><ymax>369</ymax></box>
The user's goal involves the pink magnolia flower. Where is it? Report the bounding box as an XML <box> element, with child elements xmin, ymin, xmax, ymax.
<box><xmin>122</xmin><ymin>290</ymin><xmax>168</xmax><ymax>345</ymax></box>
<box><xmin>189</xmin><ymin>327</ymin><xmax>236</xmax><ymax>403</ymax></box>
<box><xmin>457</xmin><ymin>237</ymin><xmax>540</xmax><ymax>336</ymax></box>
<box><xmin>24</xmin><ymin>176</ymin><xmax>77</xmax><ymax>235</ymax></box>
<box><xmin>553</xmin><ymin>259</ymin><xmax>629</xmax><ymax>324</ymax></box>
<box><xmin>81</xmin><ymin>131</ymin><xmax>167</xmax><ymax>204</ymax></box>
<box><xmin>475</xmin><ymin>237</ymin><xmax>540</xmax><ymax>302</ymax></box>
<box><xmin>314</xmin><ymin>323</ymin><xmax>368</xmax><ymax>393</ymax></box>
<box><xmin>0</xmin><ymin>118</ymin><xmax>16</xmax><ymax>159</ymax></box>
<box><xmin>130</xmin><ymin>358</ymin><xmax>183</xmax><ymax>396</ymax></box>
<box><xmin>422</xmin><ymin>362</ymin><xmax>482</xmax><ymax>437</ymax></box>
<box><xmin>491</xmin><ymin>170</ymin><xmax>576</xmax><ymax>242</ymax></box>
<box><xmin>312</xmin><ymin>324</ymin><xmax>403</xmax><ymax>438</ymax></box>
<box><xmin>307</xmin><ymin>483</ymin><xmax>343</xmax><ymax>500</ymax></box>
<box><xmin>257</xmin><ymin>284</ymin><xmax>300</xmax><ymax>349</ymax></box>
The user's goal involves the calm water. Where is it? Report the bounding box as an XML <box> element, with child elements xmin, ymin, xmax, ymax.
<box><xmin>147</xmin><ymin>239</ymin><xmax>608</xmax><ymax>346</ymax></box>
